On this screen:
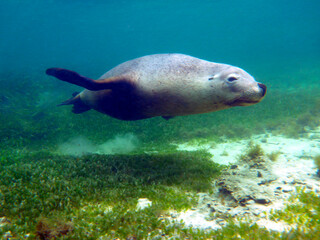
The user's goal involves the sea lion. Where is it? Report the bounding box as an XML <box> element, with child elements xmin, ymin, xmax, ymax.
<box><xmin>46</xmin><ymin>54</ymin><xmax>266</xmax><ymax>121</ymax></box>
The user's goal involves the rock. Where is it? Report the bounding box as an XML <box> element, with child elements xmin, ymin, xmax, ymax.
<box><xmin>290</xmin><ymin>178</ymin><xmax>305</xmax><ymax>185</ymax></box>
<box><xmin>282</xmin><ymin>186</ymin><xmax>294</xmax><ymax>193</ymax></box>
<box><xmin>205</xmin><ymin>216</ymin><xmax>214</xmax><ymax>221</ymax></box>
<box><xmin>171</xmin><ymin>212</ymin><xmax>179</xmax><ymax>218</ymax></box>
<box><xmin>216</xmin><ymin>219</ymin><xmax>226</xmax><ymax>226</ymax></box>
<box><xmin>0</xmin><ymin>217</ymin><xmax>9</xmax><ymax>229</ymax></box>
<box><xmin>261</xmin><ymin>138</ymin><xmax>268</xmax><ymax>143</ymax></box>
<box><xmin>258</xmin><ymin>173</ymin><xmax>278</xmax><ymax>185</ymax></box>
<box><xmin>253</xmin><ymin>211</ymin><xmax>261</xmax><ymax>216</ymax></box>
<box><xmin>306</xmin><ymin>184</ymin><xmax>314</xmax><ymax>189</ymax></box>
<box><xmin>230</xmin><ymin>165</ymin><xmax>238</xmax><ymax>169</ymax></box>
<box><xmin>215</xmin><ymin>205</ymin><xmax>229</xmax><ymax>213</ymax></box>
<box><xmin>274</xmin><ymin>190</ymin><xmax>281</xmax><ymax>195</ymax></box>
<box><xmin>209</xmin><ymin>207</ymin><xmax>216</xmax><ymax>213</ymax></box>
<box><xmin>228</xmin><ymin>202</ymin><xmax>239</xmax><ymax>208</ymax></box>
<box><xmin>136</xmin><ymin>198</ymin><xmax>152</xmax><ymax>210</ymax></box>
<box><xmin>3</xmin><ymin>231</ymin><xmax>13</xmax><ymax>239</ymax></box>
<box><xmin>255</xmin><ymin>198</ymin><xmax>271</xmax><ymax>205</ymax></box>
<box><xmin>260</xmin><ymin>213</ymin><xmax>266</xmax><ymax>218</ymax></box>
<box><xmin>246</xmin><ymin>200</ymin><xmax>255</xmax><ymax>205</ymax></box>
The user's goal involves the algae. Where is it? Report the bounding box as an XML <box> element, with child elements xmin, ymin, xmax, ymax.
<box><xmin>0</xmin><ymin>149</ymin><xmax>222</xmax><ymax>238</ymax></box>
<box><xmin>239</xmin><ymin>142</ymin><xmax>264</xmax><ymax>162</ymax></box>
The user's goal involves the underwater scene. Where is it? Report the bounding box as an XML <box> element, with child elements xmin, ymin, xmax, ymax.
<box><xmin>1</xmin><ymin>0</ymin><xmax>320</xmax><ymax>239</ymax></box>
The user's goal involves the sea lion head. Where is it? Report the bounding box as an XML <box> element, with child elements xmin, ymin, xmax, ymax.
<box><xmin>209</xmin><ymin>65</ymin><xmax>266</xmax><ymax>107</ymax></box>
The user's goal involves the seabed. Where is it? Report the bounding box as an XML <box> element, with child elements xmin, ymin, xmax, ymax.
<box><xmin>1</xmin><ymin>127</ymin><xmax>320</xmax><ymax>239</ymax></box>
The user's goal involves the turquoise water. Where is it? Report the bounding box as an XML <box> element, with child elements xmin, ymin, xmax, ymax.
<box><xmin>1</xmin><ymin>0</ymin><xmax>319</xmax><ymax>81</ymax></box>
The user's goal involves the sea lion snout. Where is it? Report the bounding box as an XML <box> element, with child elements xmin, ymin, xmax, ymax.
<box><xmin>258</xmin><ymin>83</ymin><xmax>267</xmax><ymax>97</ymax></box>
<box><xmin>225</xmin><ymin>79</ymin><xmax>267</xmax><ymax>107</ymax></box>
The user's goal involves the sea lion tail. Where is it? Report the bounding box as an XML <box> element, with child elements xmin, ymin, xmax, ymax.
<box><xmin>58</xmin><ymin>93</ymin><xmax>91</xmax><ymax>114</ymax></box>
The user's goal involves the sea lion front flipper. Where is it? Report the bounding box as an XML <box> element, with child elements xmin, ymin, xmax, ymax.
<box><xmin>46</xmin><ymin>68</ymin><xmax>129</xmax><ymax>91</ymax></box>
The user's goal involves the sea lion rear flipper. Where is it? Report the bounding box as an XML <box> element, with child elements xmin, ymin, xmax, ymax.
<box><xmin>57</xmin><ymin>94</ymin><xmax>91</xmax><ymax>114</ymax></box>
<box><xmin>46</xmin><ymin>68</ymin><xmax>129</xmax><ymax>91</ymax></box>
<box><xmin>72</xmin><ymin>91</ymin><xmax>80</xmax><ymax>97</ymax></box>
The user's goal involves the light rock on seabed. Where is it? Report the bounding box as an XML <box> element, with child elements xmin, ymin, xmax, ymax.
<box><xmin>173</xmin><ymin>128</ymin><xmax>320</xmax><ymax>232</ymax></box>
<box><xmin>136</xmin><ymin>198</ymin><xmax>152</xmax><ymax>210</ymax></box>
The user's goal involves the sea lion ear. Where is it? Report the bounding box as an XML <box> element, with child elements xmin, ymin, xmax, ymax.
<box><xmin>46</xmin><ymin>68</ymin><xmax>130</xmax><ymax>91</ymax></box>
<box><xmin>208</xmin><ymin>74</ymin><xmax>220</xmax><ymax>81</ymax></box>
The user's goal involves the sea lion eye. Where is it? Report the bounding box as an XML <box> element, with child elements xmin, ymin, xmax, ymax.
<box><xmin>227</xmin><ymin>76</ymin><xmax>238</xmax><ymax>82</ymax></box>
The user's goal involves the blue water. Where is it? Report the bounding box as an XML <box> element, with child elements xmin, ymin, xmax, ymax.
<box><xmin>1</xmin><ymin>0</ymin><xmax>319</xmax><ymax>82</ymax></box>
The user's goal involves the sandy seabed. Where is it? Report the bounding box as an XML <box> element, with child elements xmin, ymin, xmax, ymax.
<box><xmin>172</xmin><ymin>127</ymin><xmax>320</xmax><ymax>231</ymax></box>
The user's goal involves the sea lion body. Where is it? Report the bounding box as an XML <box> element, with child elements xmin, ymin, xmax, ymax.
<box><xmin>46</xmin><ymin>54</ymin><xmax>266</xmax><ymax>121</ymax></box>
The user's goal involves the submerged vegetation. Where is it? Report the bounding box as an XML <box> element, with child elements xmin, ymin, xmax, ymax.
<box><xmin>35</xmin><ymin>217</ymin><xmax>73</xmax><ymax>240</ymax></box>
<box><xmin>239</xmin><ymin>142</ymin><xmax>264</xmax><ymax>162</ymax></box>
<box><xmin>267</xmin><ymin>151</ymin><xmax>281</xmax><ymax>162</ymax></box>
<box><xmin>1</xmin><ymin>146</ymin><xmax>319</xmax><ymax>239</ymax></box>
<box><xmin>0</xmin><ymin>149</ymin><xmax>223</xmax><ymax>238</ymax></box>
<box><xmin>270</xmin><ymin>187</ymin><xmax>320</xmax><ymax>239</ymax></box>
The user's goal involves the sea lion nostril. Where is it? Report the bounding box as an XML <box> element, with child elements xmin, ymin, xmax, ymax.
<box><xmin>258</xmin><ymin>83</ymin><xmax>267</xmax><ymax>97</ymax></box>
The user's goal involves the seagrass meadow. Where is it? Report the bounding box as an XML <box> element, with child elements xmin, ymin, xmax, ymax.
<box><xmin>1</xmin><ymin>0</ymin><xmax>320</xmax><ymax>239</ymax></box>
